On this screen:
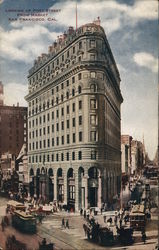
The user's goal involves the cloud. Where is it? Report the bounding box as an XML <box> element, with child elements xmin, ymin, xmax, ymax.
<box><xmin>133</xmin><ymin>52</ymin><xmax>158</xmax><ymax>73</ymax></box>
<box><xmin>0</xmin><ymin>0</ymin><xmax>4</xmax><ymax>5</ymax></box>
<box><xmin>0</xmin><ymin>25</ymin><xmax>60</xmax><ymax>63</ymax></box>
<box><xmin>4</xmin><ymin>83</ymin><xmax>27</xmax><ymax>106</ymax></box>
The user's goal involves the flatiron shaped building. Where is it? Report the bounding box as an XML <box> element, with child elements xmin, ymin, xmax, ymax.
<box><xmin>25</xmin><ymin>19</ymin><xmax>123</xmax><ymax>211</ymax></box>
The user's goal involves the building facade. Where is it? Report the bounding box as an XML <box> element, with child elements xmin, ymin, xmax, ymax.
<box><xmin>25</xmin><ymin>19</ymin><xmax>123</xmax><ymax>211</ymax></box>
<box><xmin>0</xmin><ymin>92</ymin><xmax>27</xmax><ymax>158</ymax></box>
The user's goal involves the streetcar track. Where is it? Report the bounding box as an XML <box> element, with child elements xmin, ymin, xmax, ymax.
<box><xmin>36</xmin><ymin>226</ymin><xmax>79</xmax><ymax>250</ymax></box>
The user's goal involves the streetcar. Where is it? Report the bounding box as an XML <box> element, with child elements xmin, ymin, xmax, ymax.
<box><xmin>12</xmin><ymin>210</ymin><xmax>36</xmax><ymax>234</ymax></box>
<box><xmin>129</xmin><ymin>204</ymin><xmax>146</xmax><ymax>231</ymax></box>
<box><xmin>7</xmin><ymin>200</ymin><xmax>26</xmax><ymax>213</ymax></box>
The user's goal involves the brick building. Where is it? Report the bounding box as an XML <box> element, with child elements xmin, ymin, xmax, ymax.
<box><xmin>0</xmin><ymin>83</ymin><xmax>27</xmax><ymax>158</ymax></box>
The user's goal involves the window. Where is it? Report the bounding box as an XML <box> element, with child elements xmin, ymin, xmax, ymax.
<box><xmin>90</xmin><ymin>54</ymin><xmax>95</xmax><ymax>60</ymax></box>
<box><xmin>36</xmin><ymin>118</ymin><xmax>38</xmax><ymax>125</ymax></box>
<box><xmin>67</xmin><ymin>134</ymin><xmax>70</xmax><ymax>144</ymax></box>
<box><xmin>79</xmin><ymin>115</ymin><xmax>82</xmax><ymax>125</ymax></box>
<box><xmin>56</xmin><ymin>154</ymin><xmax>59</xmax><ymax>161</ymax></box>
<box><xmin>56</xmin><ymin>109</ymin><xmax>59</xmax><ymax>118</ymax></box>
<box><xmin>90</xmin><ymin>99</ymin><xmax>97</xmax><ymax>109</ymax></box>
<box><xmin>91</xmin><ymin>151</ymin><xmax>97</xmax><ymax>160</ymax></box>
<box><xmin>79</xmin><ymin>41</ymin><xmax>82</xmax><ymax>49</ymax></box>
<box><xmin>47</xmin><ymin>126</ymin><xmax>50</xmax><ymax>134</ymax></box>
<box><xmin>52</xmin><ymin>124</ymin><xmax>54</xmax><ymax>133</ymax></box>
<box><xmin>66</xmin><ymin>91</ymin><xmax>69</xmax><ymax>99</ymax></box>
<box><xmin>56</xmin><ymin>97</ymin><xmax>59</xmax><ymax>104</ymax></box>
<box><xmin>90</xmin><ymin>40</ymin><xmax>95</xmax><ymax>47</ymax></box>
<box><xmin>67</xmin><ymin>120</ymin><xmax>69</xmax><ymax>129</ymax></box>
<box><xmin>61</xmin><ymin>82</ymin><xmax>64</xmax><ymax>89</ymax></box>
<box><xmin>90</xmin><ymin>131</ymin><xmax>97</xmax><ymax>141</ymax></box>
<box><xmin>72</xmin><ymin>103</ymin><xmax>75</xmax><ymax>112</ymax></box>
<box><xmin>52</xmin><ymin>111</ymin><xmax>54</xmax><ymax>119</ymax></box>
<box><xmin>67</xmin><ymin>105</ymin><xmax>69</xmax><ymax>114</ymax></box>
<box><xmin>56</xmin><ymin>86</ymin><xmax>59</xmax><ymax>92</ymax></box>
<box><xmin>61</xmin><ymin>153</ymin><xmax>64</xmax><ymax>161</ymax></box>
<box><xmin>90</xmin><ymin>72</ymin><xmax>96</xmax><ymax>78</ymax></box>
<box><xmin>78</xmin><ymin>151</ymin><xmax>82</xmax><ymax>160</ymax></box>
<box><xmin>66</xmin><ymin>152</ymin><xmax>69</xmax><ymax>161</ymax></box>
<box><xmin>90</xmin><ymin>84</ymin><xmax>96</xmax><ymax>92</ymax></box>
<box><xmin>61</xmin><ymin>94</ymin><xmax>64</xmax><ymax>102</ymax></box>
<box><xmin>47</xmin><ymin>101</ymin><xmax>50</xmax><ymax>108</ymax></box>
<box><xmin>52</xmin><ymin>89</ymin><xmax>54</xmax><ymax>95</ymax></box>
<box><xmin>72</xmin><ymin>133</ymin><xmax>76</xmax><ymax>143</ymax></box>
<box><xmin>47</xmin><ymin>113</ymin><xmax>50</xmax><ymax>121</ymax></box>
<box><xmin>52</xmin><ymin>138</ymin><xmax>54</xmax><ymax>146</ymax></box>
<box><xmin>61</xmin><ymin>121</ymin><xmax>64</xmax><ymax>130</ymax></box>
<box><xmin>43</xmin><ymin>115</ymin><xmax>45</xmax><ymax>123</ymax></box>
<box><xmin>48</xmin><ymin>139</ymin><xmax>50</xmax><ymax>147</ymax></box>
<box><xmin>79</xmin><ymin>100</ymin><xmax>82</xmax><ymax>109</ymax></box>
<box><xmin>67</xmin><ymin>50</ymin><xmax>69</xmax><ymax>58</ymax></box>
<box><xmin>61</xmin><ymin>107</ymin><xmax>64</xmax><ymax>116</ymax></box>
<box><xmin>57</xmin><ymin>58</ymin><xmax>59</xmax><ymax>65</ymax></box>
<box><xmin>69</xmin><ymin>186</ymin><xmax>75</xmax><ymax>200</ymax></box>
<box><xmin>39</xmin><ymin>141</ymin><xmax>42</xmax><ymax>148</ymax></box>
<box><xmin>72</xmin><ymin>89</ymin><xmax>75</xmax><ymax>96</ymax></box>
<box><xmin>43</xmin><ymin>127</ymin><xmax>45</xmax><ymax>135</ymax></box>
<box><xmin>61</xmin><ymin>136</ymin><xmax>64</xmax><ymax>145</ymax></box>
<box><xmin>43</xmin><ymin>140</ymin><xmax>46</xmax><ymax>148</ymax></box>
<box><xmin>78</xmin><ymin>86</ymin><xmax>82</xmax><ymax>94</ymax></box>
<box><xmin>72</xmin><ymin>117</ymin><xmax>75</xmax><ymax>127</ymax></box>
<box><xmin>52</xmin><ymin>99</ymin><xmax>54</xmax><ymax>106</ymax></box>
<box><xmin>56</xmin><ymin>137</ymin><xmax>59</xmax><ymax>145</ymax></box>
<box><xmin>79</xmin><ymin>131</ymin><xmax>82</xmax><ymax>142</ymax></box>
<box><xmin>52</xmin><ymin>154</ymin><xmax>54</xmax><ymax>162</ymax></box>
<box><xmin>66</xmin><ymin>80</ymin><xmax>69</xmax><ymax>86</ymax></box>
<box><xmin>90</xmin><ymin>115</ymin><xmax>96</xmax><ymax>125</ymax></box>
<box><xmin>72</xmin><ymin>76</ymin><xmax>75</xmax><ymax>84</ymax></box>
<box><xmin>73</xmin><ymin>47</ymin><xmax>75</xmax><ymax>53</ymax></box>
<box><xmin>56</xmin><ymin>123</ymin><xmax>59</xmax><ymax>131</ymax></box>
<box><xmin>78</xmin><ymin>56</ymin><xmax>81</xmax><ymax>62</ymax></box>
<box><xmin>62</xmin><ymin>55</ymin><xmax>64</xmax><ymax>62</ymax></box>
<box><xmin>72</xmin><ymin>152</ymin><xmax>75</xmax><ymax>160</ymax></box>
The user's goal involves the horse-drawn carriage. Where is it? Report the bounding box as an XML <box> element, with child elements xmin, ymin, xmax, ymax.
<box><xmin>83</xmin><ymin>221</ymin><xmax>114</xmax><ymax>246</ymax></box>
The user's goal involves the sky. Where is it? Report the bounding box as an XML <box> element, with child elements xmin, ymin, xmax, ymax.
<box><xmin>0</xmin><ymin>0</ymin><xmax>158</xmax><ymax>160</ymax></box>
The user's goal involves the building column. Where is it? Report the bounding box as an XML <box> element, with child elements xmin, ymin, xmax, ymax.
<box><xmin>84</xmin><ymin>174</ymin><xmax>88</xmax><ymax>209</ymax></box>
<box><xmin>64</xmin><ymin>172</ymin><xmax>67</xmax><ymax>204</ymax></box>
<box><xmin>97</xmin><ymin>175</ymin><xmax>102</xmax><ymax>208</ymax></box>
<box><xmin>75</xmin><ymin>172</ymin><xmax>79</xmax><ymax>212</ymax></box>
<box><xmin>54</xmin><ymin>172</ymin><xmax>57</xmax><ymax>201</ymax></box>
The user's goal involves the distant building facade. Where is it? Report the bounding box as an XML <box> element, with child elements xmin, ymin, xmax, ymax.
<box><xmin>121</xmin><ymin>135</ymin><xmax>132</xmax><ymax>175</ymax></box>
<box><xmin>131</xmin><ymin>140</ymin><xmax>145</xmax><ymax>174</ymax></box>
<box><xmin>25</xmin><ymin>19</ymin><xmax>123</xmax><ymax>210</ymax></box>
<box><xmin>0</xmin><ymin>85</ymin><xmax>27</xmax><ymax>158</ymax></box>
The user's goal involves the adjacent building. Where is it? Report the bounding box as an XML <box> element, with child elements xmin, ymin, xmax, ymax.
<box><xmin>25</xmin><ymin>18</ymin><xmax>123</xmax><ymax>211</ymax></box>
<box><xmin>0</xmin><ymin>83</ymin><xmax>27</xmax><ymax>158</ymax></box>
<box><xmin>121</xmin><ymin>135</ymin><xmax>132</xmax><ymax>180</ymax></box>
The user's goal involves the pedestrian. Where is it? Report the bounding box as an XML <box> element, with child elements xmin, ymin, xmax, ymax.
<box><xmin>42</xmin><ymin>238</ymin><xmax>46</xmax><ymax>245</ymax></box>
<box><xmin>103</xmin><ymin>215</ymin><xmax>106</xmax><ymax>223</ymax></box>
<box><xmin>80</xmin><ymin>208</ymin><xmax>83</xmax><ymax>216</ymax></box>
<box><xmin>66</xmin><ymin>219</ymin><xmax>69</xmax><ymax>229</ymax></box>
<box><xmin>101</xmin><ymin>207</ymin><xmax>102</xmax><ymax>214</ymax></box>
<box><xmin>142</xmin><ymin>231</ymin><xmax>146</xmax><ymax>244</ymax></box>
<box><xmin>114</xmin><ymin>216</ymin><xmax>117</xmax><ymax>225</ymax></box>
<box><xmin>119</xmin><ymin>218</ymin><xmax>122</xmax><ymax>228</ymax></box>
<box><xmin>84</xmin><ymin>210</ymin><xmax>86</xmax><ymax>219</ymax></box>
<box><xmin>62</xmin><ymin>218</ymin><xmax>65</xmax><ymax>228</ymax></box>
<box><xmin>1</xmin><ymin>219</ymin><xmax>5</xmax><ymax>232</ymax></box>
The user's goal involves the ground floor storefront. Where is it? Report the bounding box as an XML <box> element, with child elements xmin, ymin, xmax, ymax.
<box><xmin>28</xmin><ymin>164</ymin><xmax>121</xmax><ymax>211</ymax></box>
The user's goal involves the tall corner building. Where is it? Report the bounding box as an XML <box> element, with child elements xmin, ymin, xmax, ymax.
<box><xmin>25</xmin><ymin>19</ymin><xmax>123</xmax><ymax>211</ymax></box>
